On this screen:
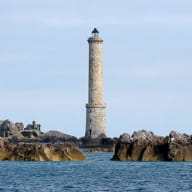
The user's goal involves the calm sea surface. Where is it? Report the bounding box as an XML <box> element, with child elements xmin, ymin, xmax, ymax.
<box><xmin>0</xmin><ymin>152</ymin><xmax>192</xmax><ymax>192</ymax></box>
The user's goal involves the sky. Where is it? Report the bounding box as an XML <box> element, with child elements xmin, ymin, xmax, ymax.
<box><xmin>0</xmin><ymin>0</ymin><xmax>192</xmax><ymax>137</ymax></box>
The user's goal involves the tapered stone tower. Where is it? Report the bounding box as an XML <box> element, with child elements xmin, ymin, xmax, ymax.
<box><xmin>85</xmin><ymin>28</ymin><xmax>106</xmax><ymax>139</ymax></box>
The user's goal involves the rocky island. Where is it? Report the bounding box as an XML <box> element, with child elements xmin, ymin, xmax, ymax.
<box><xmin>112</xmin><ymin>130</ymin><xmax>192</xmax><ymax>161</ymax></box>
<box><xmin>1</xmin><ymin>119</ymin><xmax>192</xmax><ymax>162</ymax></box>
<box><xmin>0</xmin><ymin>120</ymin><xmax>86</xmax><ymax>161</ymax></box>
<box><xmin>0</xmin><ymin>138</ymin><xmax>86</xmax><ymax>161</ymax></box>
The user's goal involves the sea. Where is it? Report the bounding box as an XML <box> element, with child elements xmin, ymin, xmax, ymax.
<box><xmin>0</xmin><ymin>152</ymin><xmax>191</xmax><ymax>192</ymax></box>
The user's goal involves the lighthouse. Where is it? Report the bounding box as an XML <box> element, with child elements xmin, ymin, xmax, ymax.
<box><xmin>85</xmin><ymin>28</ymin><xmax>107</xmax><ymax>139</ymax></box>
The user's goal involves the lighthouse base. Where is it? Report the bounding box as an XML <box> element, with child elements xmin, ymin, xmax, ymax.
<box><xmin>85</xmin><ymin>104</ymin><xmax>106</xmax><ymax>139</ymax></box>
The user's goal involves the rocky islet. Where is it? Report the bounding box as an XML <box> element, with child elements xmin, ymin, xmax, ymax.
<box><xmin>0</xmin><ymin>138</ymin><xmax>86</xmax><ymax>161</ymax></box>
<box><xmin>0</xmin><ymin>120</ymin><xmax>192</xmax><ymax>161</ymax></box>
<box><xmin>0</xmin><ymin>120</ymin><xmax>86</xmax><ymax>161</ymax></box>
<box><xmin>112</xmin><ymin>130</ymin><xmax>192</xmax><ymax>161</ymax></box>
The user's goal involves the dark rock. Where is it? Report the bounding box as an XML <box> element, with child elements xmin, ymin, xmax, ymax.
<box><xmin>112</xmin><ymin>130</ymin><xmax>192</xmax><ymax>161</ymax></box>
<box><xmin>169</xmin><ymin>131</ymin><xmax>189</xmax><ymax>142</ymax></box>
<box><xmin>25</xmin><ymin>121</ymin><xmax>41</xmax><ymax>131</ymax></box>
<box><xmin>0</xmin><ymin>120</ymin><xmax>23</xmax><ymax>138</ymax></box>
<box><xmin>119</xmin><ymin>133</ymin><xmax>131</xmax><ymax>143</ymax></box>
<box><xmin>80</xmin><ymin>137</ymin><xmax>117</xmax><ymax>148</ymax></box>
<box><xmin>0</xmin><ymin>137</ymin><xmax>86</xmax><ymax>161</ymax></box>
<box><xmin>39</xmin><ymin>131</ymin><xmax>79</xmax><ymax>144</ymax></box>
<box><xmin>20</xmin><ymin>121</ymin><xmax>42</xmax><ymax>138</ymax></box>
<box><xmin>132</xmin><ymin>130</ymin><xmax>156</xmax><ymax>141</ymax></box>
<box><xmin>21</xmin><ymin>130</ymin><xmax>41</xmax><ymax>138</ymax></box>
<box><xmin>168</xmin><ymin>132</ymin><xmax>192</xmax><ymax>161</ymax></box>
<box><xmin>15</xmin><ymin>123</ymin><xmax>24</xmax><ymax>131</ymax></box>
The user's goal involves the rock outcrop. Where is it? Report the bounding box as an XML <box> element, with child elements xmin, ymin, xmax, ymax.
<box><xmin>20</xmin><ymin>121</ymin><xmax>42</xmax><ymax>138</ymax></box>
<box><xmin>0</xmin><ymin>120</ymin><xmax>23</xmax><ymax>138</ymax></box>
<box><xmin>0</xmin><ymin>120</ymin><xmax>42</xmax><ymax>139</ymax></box>
<box><xmin>168</xmin><ymin>131</ymin><xmax>192</xmax><ymax>161</ymax></box>
<box><xmin>112</xmin><ymin>130</ymin><xmax>192</xmax><ymax>161</ymax></box>
<box><xmin>0</xmin><ymin>120</ymin><xmax>79</xmax><ymax>145</ymax></box>
<box><xmin>39</xmin><ymin>131</ymin><xmax>79</xmax><ymax>144</ymax></box>
<box><xmin>0</xmin><ymin>138</ymin><xmax>86</xmax><ymax>161</ymax></box>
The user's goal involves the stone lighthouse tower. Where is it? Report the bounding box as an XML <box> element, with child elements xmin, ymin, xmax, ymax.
<box><xmin>85</xmin><ymin>28</ymin><xmax>106</xmax><ymax>139</ymax></box>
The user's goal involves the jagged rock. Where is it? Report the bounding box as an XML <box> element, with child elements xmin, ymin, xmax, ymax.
<box><xmin>112</xmin><ymin>130</ymin><xmax>192</xmax><ymax>161</ymax></box>
<box><xmin>132</xmin><ymin>130</ymin><xmax>156</xmax><ymax>141</ymax></box>
<box><xmin>39</xmin><ymin>131</ymin><xmax>78</xmax><ymax>144</ymax></box>
<box><xmin>0</xmin><ymin>138</ymin><xmax>86</xmax><ymax>161</ymax></box>
<box><xmin>39</xmin><ymin>131</ymin><xmax>79</xmax><ymax>144</ymax></box>
<box><xmin>119</xmin><ymin>133</ymin><xmax>131</xmax><ymax>143</ymax></box>
<box><xmin>15</xmin><ymin>123</ymin><xmax>24</xmax><ymax>131</ymax></box>
<box><xmin>0</xmin><ymin>120</ymin><xmax>23</xmax><ymax>138</ymax></box>
<box><xmin>42</xmin><ymin>131</ymin><xmax>74</xmax><ymax>139</ymax></box>
<box><xmin>169</xmin><ymin>131</ymin><xmax>189</xmax><ymax>142</ymax></box>
<box><xmin>25</xmin><ymin>121</ymin><xmax>41</xmax><ymax>131</ymax></box>
<box><xmin>21</xmin><ymin>130</ymin><xmax>41</xmax><ymax>138</ymax></box>
<box><xmin>20</xmin><ymin>121</ymin><xmax>42</xmax><ymax>138</ymax></box>
<box><xmin>168</xmin><ymin>132</ymin><xmax>192</xmax><ymax>161</ymax></box>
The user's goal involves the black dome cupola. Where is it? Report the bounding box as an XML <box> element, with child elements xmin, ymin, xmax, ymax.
<box><xmin>92</xmin><ymin>28</ymin><xmax>99</xmax><ymax>37</ymax></box>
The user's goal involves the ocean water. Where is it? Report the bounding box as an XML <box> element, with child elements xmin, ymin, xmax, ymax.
<box><xmin>0</xmin><ymin>152</ymin><xmax>192</xmax><ymax>192</ymax></box>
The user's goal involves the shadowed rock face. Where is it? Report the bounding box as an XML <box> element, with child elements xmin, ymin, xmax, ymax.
<box><xmin>39</xmin><ymin>131</ymin><xmax>79</xmax><ymax>144</ymax></box>
<box><xmin>112</xmin><ymin>130</ymin><xmax>192</xmax><ymax>161</ymax></box>
<box><xmin>0</xmin><ymin>138</ymin><xmax>86</xmax><ymax>161</ymax></box>
<box><xmin>0</xmin><ymin>120</ymin><xmax>79</xmax><ymax>145</ymax></box>
<box><xmin>168</xmin><ymin>131</ymin><xmax>192</xmax><ymax>161</ymax></box>
<box><xmin>0</xmin><ymin>120</ymin><xmax>23</xmax><ymax>138</ymax></box>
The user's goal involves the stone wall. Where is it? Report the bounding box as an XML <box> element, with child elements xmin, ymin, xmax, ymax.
<box><xmin>85</xmin><ymin>105</ymin><xmax>106</xmax><ymax>138</ymax></box>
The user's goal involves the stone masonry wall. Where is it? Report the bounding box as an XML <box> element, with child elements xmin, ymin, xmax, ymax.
<box><xmin>85</xmin><ymin>35</ymin><xmax>106</xmax><ymax>139</ymax></box>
